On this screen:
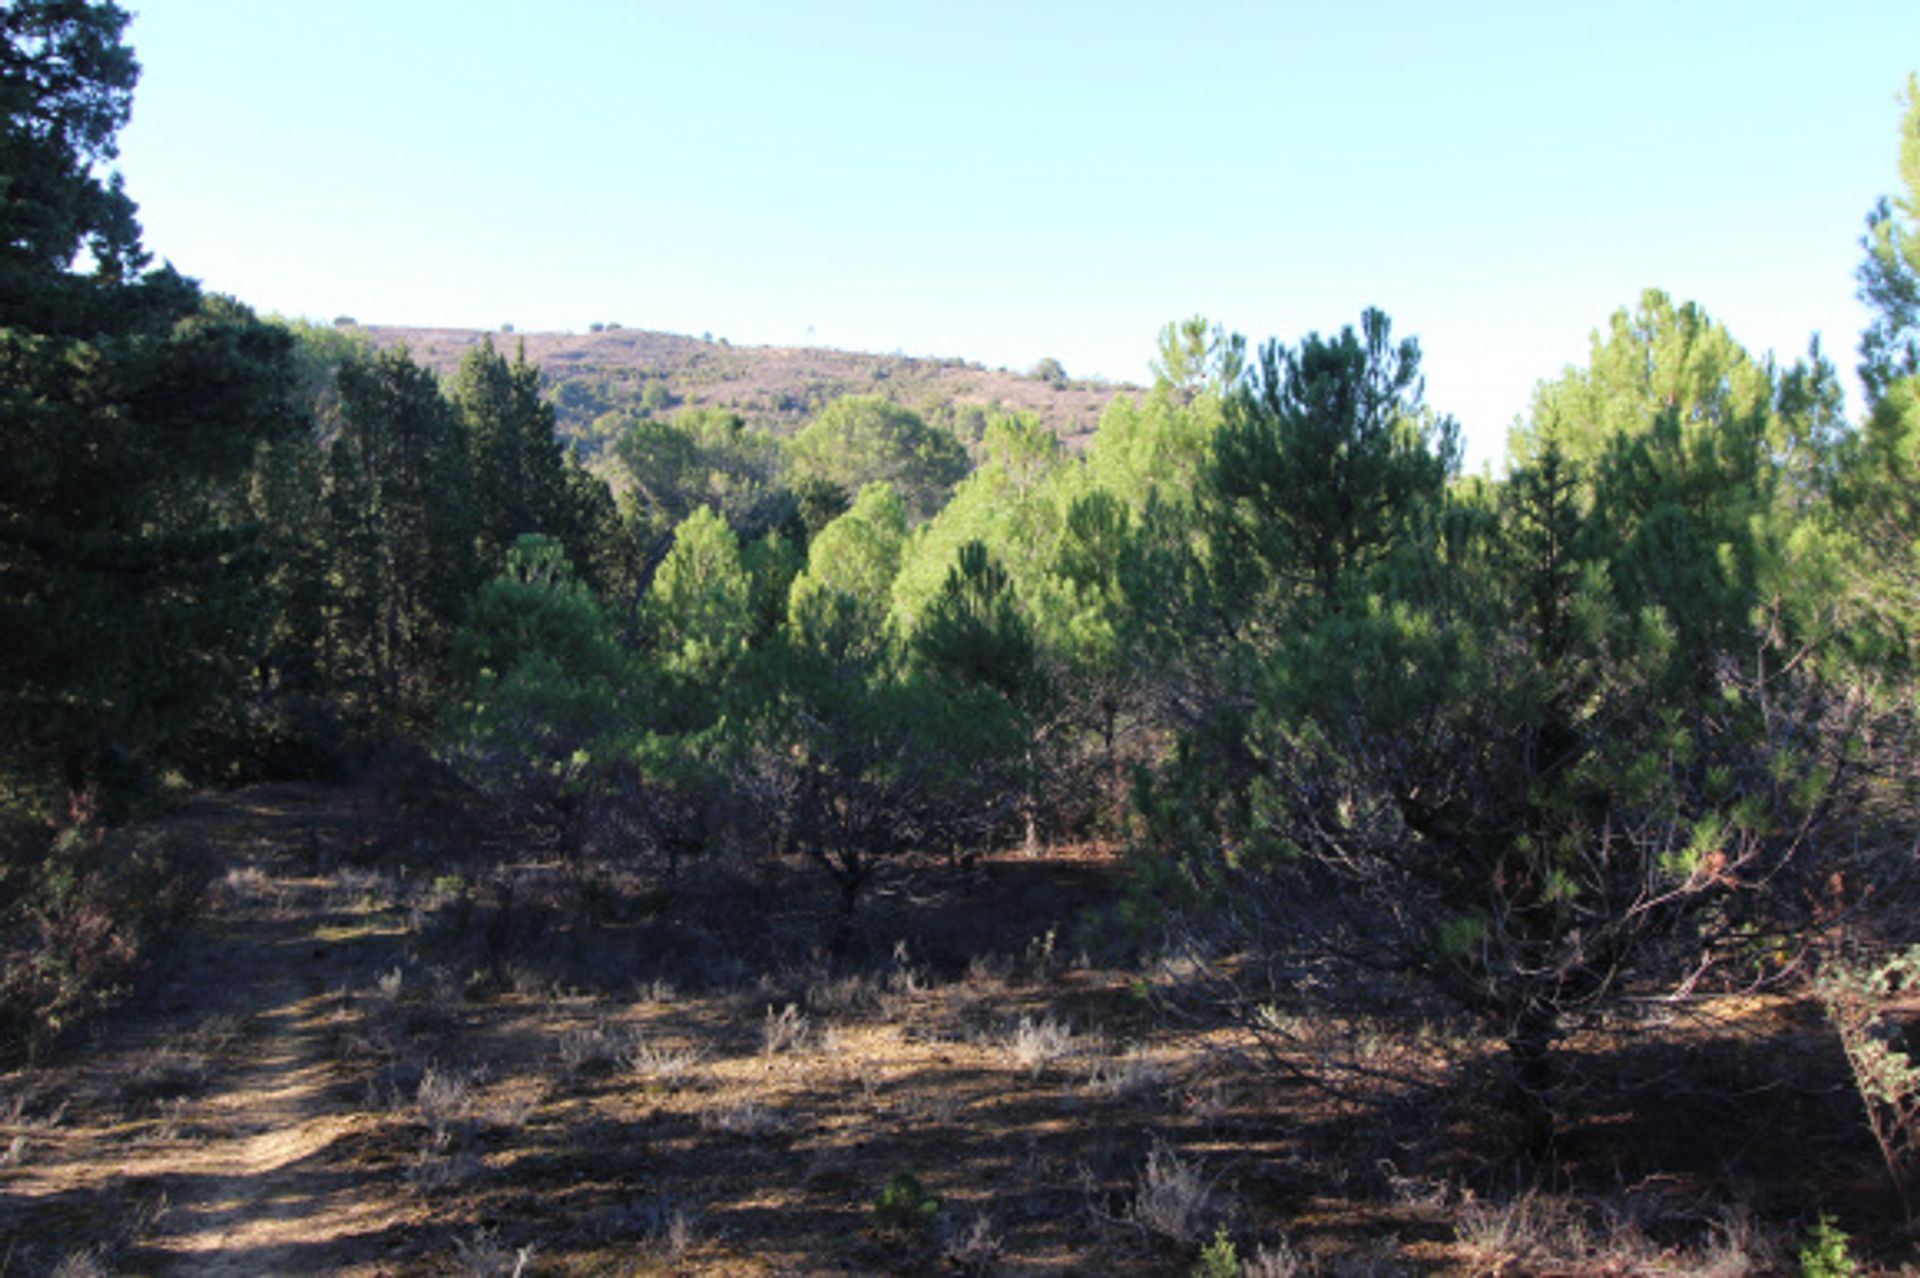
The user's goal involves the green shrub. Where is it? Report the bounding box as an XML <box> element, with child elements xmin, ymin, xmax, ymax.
<box><xmin>1798</xmin><ymin>1214</ymin><xmax>1861</xmax><ymax>1278</ymax></box>
<box><xmin>1194</xmin><ymin>1225</ymin><xmax>1239</xmax><ymax>1278</ymax></box>
<box><xmin>869</xmin><ymin>1171</ymin><xmax>941</xmax><ymax>1241</ymax></box>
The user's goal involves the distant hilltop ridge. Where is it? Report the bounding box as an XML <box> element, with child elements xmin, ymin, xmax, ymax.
<box><xmin>353</xmin><ymin>323</ymin><xmax>1135</xmax><ymax>453</ymax></box>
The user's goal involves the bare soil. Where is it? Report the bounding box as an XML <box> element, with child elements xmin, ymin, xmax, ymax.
<box><xmin>0</xmin><ymin>781</ymin><xmax>1907</xmax><ymax>1275</ymax></box>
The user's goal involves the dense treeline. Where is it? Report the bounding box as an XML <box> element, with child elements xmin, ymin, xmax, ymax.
<box><xmin>6</xmin><ymin>3</ymin><xmax>1920</xmax><ymax>1164</ymax></box>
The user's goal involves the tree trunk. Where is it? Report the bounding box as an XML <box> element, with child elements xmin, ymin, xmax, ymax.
<box><xmin>1504</xmin><ymin>1003</ymin><xmax>1560</xmax><ymax>1156</ymax></box>
<box><xmin>624</xmin><ymin>527</ymin><xmax>677</xmax><ymax>650</ymax></box>
<box><xmin>828</xmin><ymin>859</ymin><xmax>868</xmax><ymax>957</ymax></box>
<box><xmin>1102</xmin><ymin>697</ymin><xmax>1122</xmax><ymax>831</ymax></box>
<box><xmin>1023</xmin><ymin>747</ymin><xmax>1041</xmax><ymax>857</ymax></box>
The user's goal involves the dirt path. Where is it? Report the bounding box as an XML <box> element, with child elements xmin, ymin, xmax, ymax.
<box><xmin>0</xmin><ymin>775</ymin><xmax>1875</xmax><ymax>1275</ymax></box>
<box><xmin>0</xmin><ymin>784</ymin><xmax>425</xmax><ymax>1277</ymax></box>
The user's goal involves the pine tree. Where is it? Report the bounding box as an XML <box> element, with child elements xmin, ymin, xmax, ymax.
<box><xmin>1211</xmin><ymin>308</ymin><xmax>1459</xmax><ymax>620</ymax></box>
<box><xmin>453</xmin><ymin>336</ymin><xmax>572</xmax><ymax>574</ymax></box>
<box><xmin>0</xmin><ymin>6</ymin><xmax>304</xmax><ymax>810</ymax></box>
<box><xmin>323</xmin><ymin>345</ymin><xmax>476</xmax><ymax>723</ymax></box>
<box><xmin>0</xmin><ymin>0</ymin><xmax>144</xmax><ymax>334</ymax></box>
<box><xmin>788</xmin><ymin>395</ymin><xmax>969</xmax><ymax>525</ymax></box>
<box><xmin>787</xmin><ymin>482</ymin><xmax>908</xmax><ymax>666</ymax></box>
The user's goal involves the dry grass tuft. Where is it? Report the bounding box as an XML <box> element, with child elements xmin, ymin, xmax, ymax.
<box><xmin>632</xmin><ymin>976</ymin><xmax>678</xmax><ymax>1005</ymax></box>
<box><xmin>1452</xmin><ymin>1191</ymin><xmax>1790</xmax><ymax>1277</ymax></box>
<box><xmin>1004</xmin><ymin>1013</ymin><xmax>1078</xmax><ymax>1076</ymax></box>
<box><xmin>49</xmin><ymin>1249</ymin><xmax>111</xmax><ymax>1278</ymax></box>
<box><xmin>1240</xmin><ymin>1237</ymin><xmax>1308</xmax><ymax>1277</ymax></box>
<box><xmin>941</xmin><ymin>1210</ymin><xmax>1002</xmax><ymax>1275</ymax></box>
<box><xmin>555</xmin><ymin>1020</ymin><xmax>627</xmax><ymax>1075</ymax></box>
<box><xmin>699</xmin><ymin>1098</ymin><xmax>789</xmax><ymax>1140</ymax></box>
<box><xmin>450</xmin><ymin>1225</ymin><xmax>536</xmax><ymax>1277</ymax></box>
<box><xmin>121</xmin><ymin>1043</ymin><xmax>212</xmax><ymax>1104</ymax></box>
<box><xmin>762</xmin><ymin>1001</ymin><xmax>813</xmax><ymax>1055</ymax></box>
<box><xmin>1129</xmin><ymin>1137</ymin><xmax>1219</xmax><ymax>1247</ymax></box>
<box><xmin>0</xmin><ymin>1087</ymin><xmax>65</xmax><ymax>1166</ymax></box>
<box><xmin>616</xmin><ymin>1196</ymin><xmax>701</xmax><ymax>1260</ymax></box>
<box><xmin>1085</xmin><ymin>1047</ymin><xmax>1168</xmax><ymax>1103</ymax></box>
<box><xmin>807</xmin><ymin>971</ymin><xmax>882</xmax><ymax>1018</ymax></box>
<box><xmin>483</xmin><ymin>1082</ymin><xmax>545</xmax><ymax>1131</ymax></box>
<box><xmin>416</xmin><ymin>1065</ymin><xmax>473</xmax><ymax>1139</ymax></box>
<box><xmin>622</xmin><ymin>1032</ymin><xmax>703</xmax><ymax>1084</ymax></box>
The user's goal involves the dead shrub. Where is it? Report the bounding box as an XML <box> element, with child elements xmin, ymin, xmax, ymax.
<box><xmin>613</xmin><ymin>1197</ymin><xmax>700</xmax><ymax>1260</ymax></box>
<box><xmin>1004</xmin><ymin>1013</ymin><xmax>1078</xmax><ymax>1076</ymax></box>
<box><xmin>1452</xmin><ymin>1191</ymin><xmax>1787</xmax><ymax>1277</ymax></box>
<box><xmin>806</xmin><ymin>971</ymin><xmax>882</xmax><ymax>1017</ymax></box>
<box><xmin>1818</xmin><ymin>943</ymin><xmax>1920</xmax><ymax>1212</ymax></box>
<box><xmin>942</xmin><ymin>1209</ymin><xmax>1002</xmax><ymax>1275</ymax></box>
<box><xmin>762</xmin><ymin>1002</ymin><xmax>813</xmax><ymax>1055</ymax></box>
<box><xmin>1085</xmin><ymin>1048</ymin><xmax>1168</xmax><ymax>1103</ymax></box>
<box><xmin>50</xmin><ymin>1249</ymin><xmax>111</xmax><ymax>1278</ymax></box>
<box><xmin>699</xmin><ymin>1099</ymin><xmax>788</xmax><ymax>1140</ymax></box>
<box><xmin>416</xmin><ymin>1065</ymin><xmax>475</xmax><ymax>1146</ymax></box>
<box><xmin>556</xmin><ymin>1020</ymin><xmax>626</xmax><ymax>1076</ymax></box>
<box><xmin>622</xmin><ymin>1033</ymin><xmax>703</xmax><ymax>1084</ymax></box>
<box><xmin>122</xmin><ymin>1043</ymin><xmax>212</xmax><ymax>1105</ymax></box>
<box><xmin>1128</xmin><ymin>1137</ymin><xmax>1219</xmax><ymax>1248</ymax></box>
<box><xmin>450</xmin><ymin>1225</ymin><xmax>535</xmax><ymax>1277</ymax></box>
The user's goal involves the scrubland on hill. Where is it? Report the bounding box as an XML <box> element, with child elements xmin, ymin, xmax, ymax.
<box><xmin>354</xmin><ymin>323</ymin><xmax>1127</xmax><ymax>456</ymax></box>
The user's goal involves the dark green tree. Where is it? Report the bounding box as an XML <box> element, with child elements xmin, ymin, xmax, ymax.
<box><xmin>641</xmin><ymin>505</ymin><xmax>756</xmax><ymax>698</ymax></box>
<box><xmin>1151</xmin><ymin>306</ymin><xmax>1857</xmax><ymax>1138</ymax></box>
<box><xmin>0</xmin><ymin>5</ymin><xmax>305</xmax><ymax>810</ymax></box>
<box><xmin>615</xmin><ymin>405</ymin><xmax>783</xmax><ymax>539</ymax></box>
<box><xmin>452</xmin><ymin>336</ymin><xmax>567</xmax><ymax>570</ymax></box>
<box><xmin>912</xmin><ymin>540</ymin><xmax>1036</xmax><ymax>705</ymax></box>
<box><xmin>1859</xmin><ymin>74</ymin><xmax>1920</xmax><ymax>403</ymax></box>
<box><xmin>1518</xmin><ymin>292</ymin><xmax>1833</xmax><ymax>685</ymax></box>
<box><xmin>1045</xmin><ymin>487</ymin><xmax>1143</xmax><ymax>823</ymax></box>
<box><xmin>1211</xmin><ymin>308</ymin><xmax>1459</xmax><ymax>621</ymax></box>
<box><xmin>1132</xmin><ymin>311</ymin><xmax>1460</xmax><ymax>882</ymax></box>
<box><xmin>1838</xmin><ymin>79</ymin><xmax>1920</xmax><ymax>674</ymax></box>
<box><xmin>448</xmin><ymin>535</ymin><xmax>633</xmax><ymax>779</ymax></box>
<box><xmin>738</xmin><ymin>619</ymin><xmax>1022</xmax><ymax>934</ymax></box>
<box><xmin>0</xmin><ymin>0</ymin><xmax>144</xmax><ymax>334</ymax></box>
<box><xmin>322</xmin><ymin>345</ymin><xmax>476</xmax><ymax>724</ymax></box>
<box><xmin>910</xmin><ymin>538</ymin><xmax>1045</xmax><ymax>850</ymax></box>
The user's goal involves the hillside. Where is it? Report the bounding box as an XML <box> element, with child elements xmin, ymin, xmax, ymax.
<box><xmin>355</xmin><ymin>324</ymin><xmax>1137</xmax><ymax>455</ymax></box>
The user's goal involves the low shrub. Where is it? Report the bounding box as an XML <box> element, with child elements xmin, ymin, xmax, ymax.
<box><xmin>1131</xmin><ymin>1138</ymin><xmax>1217</xmax><ymax>1248</ymax></box>
<box><xmin>0</xmin><ymin>821</ymin><xmax>213</xmax><ymax>1063</ymax></box>
<box><xmin>1798</xmin><ymin>1214</ymin><xmax>1861</xmax><ymax>1278</ymax></box>
<box><xmin>870</xmin><ymin>1171</ymin><xmax>942</xmax><ymax>1242</ymax></box>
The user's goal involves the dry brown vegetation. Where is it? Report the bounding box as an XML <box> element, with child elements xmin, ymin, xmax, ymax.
<box><xmin>0</xmin><ymin>779</ymin><xmax>1909</xmax><ymax>1276</ymax></box>
<box><xmin>355</xmin><ymin>324</ymin><xmax>1132</xmax><ymax>452</ymax></box>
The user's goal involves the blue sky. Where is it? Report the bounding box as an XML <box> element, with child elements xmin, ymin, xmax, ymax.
<box><xmin>116</xmin><ymin>2</ymin><xmax>1920</xmax><ymax>469</ymax></box>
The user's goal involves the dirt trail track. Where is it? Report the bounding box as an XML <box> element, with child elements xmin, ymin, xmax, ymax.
<box><xmin>0</xmin><ymin>784</ymin><xmax>420</xmax><ymax>1276</ymax></box>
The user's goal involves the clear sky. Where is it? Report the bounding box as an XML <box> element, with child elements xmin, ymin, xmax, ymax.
<box><xmin>115</xmin><ymin>1</ymin><xmax>1920</xmax><ymax>470</ymax></box>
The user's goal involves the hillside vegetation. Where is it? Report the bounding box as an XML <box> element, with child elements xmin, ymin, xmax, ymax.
<box><xmin>354</xmin><ymin>324</ymin><xmax>1130</xmax><ymax>457</ymax></box>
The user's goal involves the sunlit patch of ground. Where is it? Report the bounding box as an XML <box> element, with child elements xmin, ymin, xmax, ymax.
<box><xmin>0</xmin><ymin>782</ymin><xmax>1904</xmax><ymax>1275</ymax></box>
